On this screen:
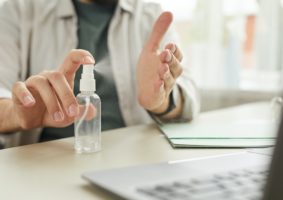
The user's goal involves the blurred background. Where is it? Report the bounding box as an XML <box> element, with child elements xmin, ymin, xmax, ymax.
<box><xmin>0</xmin><ymin>0</ymin><xmax>281</xmax><ymax>113</ymax></box>
<box><xmin>148</xmin><ymin>0</ymin><xmax>282</xmax><ymax>111</ymax></box>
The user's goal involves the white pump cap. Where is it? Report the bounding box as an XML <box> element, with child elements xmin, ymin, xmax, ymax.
<box><xmin>80</xmin><ymin>64</ymin><xmax>96</xmax><ymax>92</ymax></box>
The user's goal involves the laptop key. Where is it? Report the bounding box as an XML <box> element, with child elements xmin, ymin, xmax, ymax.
<box><xmin>136</xmin><ymin>167</ymin><xmax>267</xmax><ymax>200</ymax></box>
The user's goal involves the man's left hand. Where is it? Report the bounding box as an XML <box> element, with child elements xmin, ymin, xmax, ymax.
<box><xmin>137</xmin><ymin>12</ymin><xmax>183</xmax><ymax>115</ymax></box>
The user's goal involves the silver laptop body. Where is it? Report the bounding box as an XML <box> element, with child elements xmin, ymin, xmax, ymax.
<box><xmin>82</xmin><ymin>112</ymin><xmax>283</xmax><ymax>200</ymax></box>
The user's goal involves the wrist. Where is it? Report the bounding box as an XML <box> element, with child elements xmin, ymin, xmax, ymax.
<box><xmin>0</xmin><ymin>99</ymin><xmax>22</xmax><ymax>132</ymax></box>
<box><xmin>148</xmin><ymin>95</ymin><xmax>170</xmax><ymax>115</ymax></box>
<box><xmin>149</xmin><ymin>85</ymin><xmax>184</xmax><ymax>119</ymax></box>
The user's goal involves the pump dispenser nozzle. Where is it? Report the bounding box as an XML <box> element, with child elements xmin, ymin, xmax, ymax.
<box><xmin>80</xmin><ymin>64</ymin><xmax>96</xmax><ymax>92</ymax></box>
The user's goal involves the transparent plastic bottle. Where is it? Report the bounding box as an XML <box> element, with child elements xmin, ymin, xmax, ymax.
<box><xmin>74</xmin><ymin>64</ymin><xmax>101</xmax><ymax>154</ymax></box>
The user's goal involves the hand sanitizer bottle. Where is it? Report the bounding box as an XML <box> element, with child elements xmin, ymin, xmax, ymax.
<box><xmin>75</xmin><ymin>64</ymin><xmax>101</xmax><ymax>154</ymax></box>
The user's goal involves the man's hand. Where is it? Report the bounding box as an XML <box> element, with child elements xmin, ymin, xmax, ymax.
<box><xmin>10</xmin><ymin>49</ymin><xmax>95</xmax><ymax>130</ymax></box>
<box><xmin>137</xmin><ymin>12</ymin><xmax>184</xmax><ymax>116</ymax></box>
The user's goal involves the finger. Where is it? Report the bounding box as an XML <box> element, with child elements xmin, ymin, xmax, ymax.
<box><xmin>77</xmin><ymin>104</ymin><xmax>97</xmax><ymax>121</ymax></box>
<box><xmin>26</xmin><ymin>76</ymin><xmax>65</xmax><ymax>122</ymax></box>
<box><xmin>160</xmin><ymin>49</ymin><xmax>183</xmax><ymax>79</ymax></box>
<box><xmin>59</xmin><ymin>49</ymin><xmax>95</xmax><ymax>84</ymax></box>
<box><xmin>146</xmin><ymin>12</ymin><xmax>173</xmax><ymax>51</ymax></box>
<box><xmin>12</xmin><ymin>81</ymin><xmax>36</xmax><ymax>107</ymax></box>
<box><xmin>158</xmin><ymin>62</ymin><xmax>169</xmax><ymax>80</ymax></box>
<box><xmin>43</xmin><ymin>71</ymin><xmax>79</xmax><ymax>118</ymax></box>
<box><xmin>161</xmin><ymin>63</ymin><xmax>175</xmax><ymax>93</ymax></box>
<box><xmin>154</xmin><ymin>78</ymin><xmax>165</xmax><ymax>93</ymax></box>
<box><xmin>165</xmin><ymin>43</ymin><xmax>183</xmax><ymax>62</ymax></box>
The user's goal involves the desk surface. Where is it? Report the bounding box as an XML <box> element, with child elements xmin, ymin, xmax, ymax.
<box><xmin>0</xmin><ymin>102</ymin><xmax>271</xmax><ymax>200</ymax></box>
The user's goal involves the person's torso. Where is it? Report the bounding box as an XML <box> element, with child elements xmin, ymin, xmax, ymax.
<box><xmin>13</xmin><ymin>0</ymin><xmax>159</xmax><ymax>141</ymax></box>
<box><xmin>41</xmin><ymin>0</ymin><xmax>127</xmax><ymax>141</ymax></box>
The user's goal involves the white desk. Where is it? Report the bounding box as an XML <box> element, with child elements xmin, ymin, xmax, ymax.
<box><xmin>0</xmin><ymin>102</ymin><xmax>271</xmax><ymax>200</ymax></box>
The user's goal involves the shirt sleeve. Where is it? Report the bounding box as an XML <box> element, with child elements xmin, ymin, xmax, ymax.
<box><xmin>0</xmin><ymin>0</ymin><xmax>21</xmax><ymax>99</ymax></box>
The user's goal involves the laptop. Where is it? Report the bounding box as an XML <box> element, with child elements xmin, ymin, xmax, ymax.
<box><xmin>82</xmin><ymin>112</ymin><xmax>283</xmax><ymax>200</ymax></box>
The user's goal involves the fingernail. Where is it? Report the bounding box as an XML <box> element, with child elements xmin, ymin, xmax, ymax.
<box><xmin>53</xmin><ymin>111</ymin><xmax>64</xmax><ymax>122</ymax></box>
<box><xmin>170</xmin><ymin>44</ymin><xmax>176</xmax><ymax>53</ymax></box>
<box><xmin>68</xmin><ymin>104</ymin><xmax>78</xmax><ymax>117</ymax></box>
<box><xmin>166</xmin><ymin>52</ymin><xmax>172</xmax><ymax>62</ymax></box>
<box><xmin>23</xmin><ymin>95</ymin><xmax>34</xmax><ymax>106</ymax></box>
<box><xmin>84</xmin><ymin>56</ymin><xmax>95</xmax><ymax>64</ymax></box>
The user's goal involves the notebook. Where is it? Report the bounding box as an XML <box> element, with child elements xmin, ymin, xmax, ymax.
<box><xmin>159</xmin><ymin>119</ymin><xmax>277</xmax><ymax>148</ymax></box>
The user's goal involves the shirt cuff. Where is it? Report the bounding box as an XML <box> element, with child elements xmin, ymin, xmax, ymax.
<box><xmin>179</xmin><ymin>81</ymin><xmax>200</xmax><ymax>121</ymax></box>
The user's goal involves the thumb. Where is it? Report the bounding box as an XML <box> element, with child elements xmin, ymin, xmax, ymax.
<box><xmin>146</xmin><ymin>11</ymin><xmax>173</xmax><ymax>52</ymax></box>
<box><xmin>59</xmin><ymin>49</ymin><xmax>95</xmax><ymax>84</ymax></box>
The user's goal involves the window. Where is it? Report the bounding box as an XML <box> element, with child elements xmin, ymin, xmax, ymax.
<box><xmin>149</xmin><ymin>0</ymin><xmax>282</xmax><ymax>91</ymax></box>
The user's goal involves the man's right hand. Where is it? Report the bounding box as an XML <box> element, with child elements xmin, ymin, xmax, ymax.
<box><xmin>9</xmin><ymin>49</ymin><xmax>95</xmax><ymax>130</ymax></box>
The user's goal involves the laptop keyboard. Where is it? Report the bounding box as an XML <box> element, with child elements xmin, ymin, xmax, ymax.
<box><xmin>136</xmin><ymin>167</ymin><xmax>268</xmax><ymax>200</ymax></box>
